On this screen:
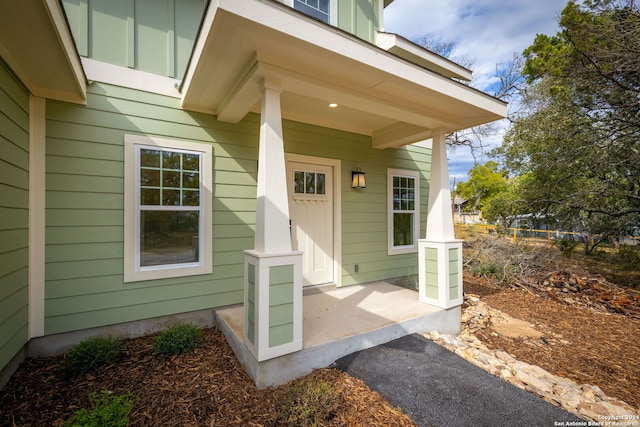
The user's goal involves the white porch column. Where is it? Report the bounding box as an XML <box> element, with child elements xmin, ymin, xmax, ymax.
<box><xmin>244</xmin><ymin>79</ymin><xmax>303</xmax><ymax>362</ymax></box>
<box><xmin>418</xmin><ymin>129</ymin><xmax>463</xmax><ymax>308</ymax></box>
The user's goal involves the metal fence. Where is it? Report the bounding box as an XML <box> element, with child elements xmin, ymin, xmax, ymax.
<box><xmin>454</xmin><ymin>223</ymin><xmax>640</xmax><ymax>246</ymax></box>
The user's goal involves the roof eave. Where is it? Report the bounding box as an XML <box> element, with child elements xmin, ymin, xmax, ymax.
<box><xmin>181</xmin><ymin>0</ymin><xmax>507</xmax><ymax>148</ymax></box>
<box><xmin>0</xmin><ymin>0</ymin><xmax>86</xmax><ymax>104</ymax></box>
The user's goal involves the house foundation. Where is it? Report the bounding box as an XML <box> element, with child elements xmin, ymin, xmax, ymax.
<box><xmin>218</xmin><ymin>281</ymin><xmax>461</xmax><ymax>389</ymax></box>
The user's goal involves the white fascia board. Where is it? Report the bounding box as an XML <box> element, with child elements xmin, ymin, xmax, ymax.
<box><xmin>376</xmin><ymin>32</ymin><xmax>472</xmax><ymax>82</ymax></box>
<box><xmin>213</xmin><ymin>0</ymin><xmax>505</xmax><ymax>116</ymax></box>
<box><xmin>82</xmin><ymin>58</ymin><xmax>182</xmax><ymax>98</ymax></box>
<box><xmin>180</xmin><ymin>0</ymin><xmax>220</xmax><ymax>104</ymax></box>
<box><xmin>44</xmin><ymin>0</ymin><xmax>87</xmax><ymax>100</ymax></box>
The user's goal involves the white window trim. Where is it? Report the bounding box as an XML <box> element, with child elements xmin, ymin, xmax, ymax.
<box><xmin>124</xmin><ymin>134</ymin><xmax>213</xmax><ymax>282</ymax></box>
<box><xmin>387</xmin><ymin>168</ymin><xmax>420</xmax><ymax>255</ymax></box>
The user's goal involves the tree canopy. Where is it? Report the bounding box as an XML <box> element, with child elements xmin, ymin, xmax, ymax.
<box><xmin>495</xmin><ymin>0</ymin><xmax>640</xmax><ymax>252</ymax></box>
<box><xmin>455</xmin><ymin>161</ymin><xmax>507</xmax><ymax>213</ymax></box>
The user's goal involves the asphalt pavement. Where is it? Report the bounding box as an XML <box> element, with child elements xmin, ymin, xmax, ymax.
<box><xmin>333</xmin><ymin>333</ymin><xmax>584</xmax><ymax>427</ymax></box>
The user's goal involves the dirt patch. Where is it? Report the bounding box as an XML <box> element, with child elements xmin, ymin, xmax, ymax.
<box><xmin>463</xmin><ymin>237</ymin><xmax>640</xmax><ymax>410</ymax></box>
<box><xmin>491</xmin><ymin>315</ymin><xmax>544</xmax><ymax>339</ymax></box>
<box><xmin>0</xmin><ymin>328</ymin><xmax>418</xmax><ymax>427</ymax></box>
<box><xmin>468</xmin><ymin>277</ymin><xmax>640</xmax><ymax>411</ymax></box>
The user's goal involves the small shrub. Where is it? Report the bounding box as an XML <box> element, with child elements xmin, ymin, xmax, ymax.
<box><xmin>154</xmin><ymin>323</ymin><xmax>203</xmax><ymax>355</ymax></box>
<box><xmin>60</xmin><ymin>336</ymin><xmax>122</xmax><ymax>377</ymax></box>
<box><xmin>397</xmin><ymin>274</ymin><xmax>418</xmax><ymax>291</ymax></box>
<box><xmin>617</xmin><ymin>244</ymin><xmax>640</xmax><ymax>267</ymax></box>
<box><xmin>470</xmin><ymin>263</ymin><xmax>498</xmax><ymax>277</ymax></box>
<box><xmin>276</xmin><ymin>377</ymin><xmax>339</xmax><ymax>426</ymax></box>
<box><xmin>553</xmin><ymin>237</ymin><xmax>579</xmax><ymax>258</ymax></box>
<box><xmin>64</xmin><ymin>390</ymin><xmax>135</xmax><ymax>427</ymax></box>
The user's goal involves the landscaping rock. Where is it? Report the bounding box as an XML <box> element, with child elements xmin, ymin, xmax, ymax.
<box><xmin>425</xmin><ymin>295</ymin><xmax>640</xmax><ymax>423</ymax></box>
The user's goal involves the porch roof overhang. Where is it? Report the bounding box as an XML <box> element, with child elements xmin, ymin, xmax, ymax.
<box><xmin>0</xmin><ymin>0</ymin><xmax>86</xmax><ymax>104</ymax></box>
<box><xmin>180</xmin><ymin>0</ymin><xmax>507</xmax><ymax>149</ymax></box>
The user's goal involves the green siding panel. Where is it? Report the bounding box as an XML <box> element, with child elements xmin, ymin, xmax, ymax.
<box><xmin>270</xmin><ymin>282</ymin><xmax>294</xmax><ymax>305</ymax></box>
<box><xmin>42</xmin><ymin>80</ymin><xmax>431</xmax><ymax>336</ymax></box>
<box><xmin>44</xmin><ymin>83</ymin><xmax>256</xmax><ymax>334</ymax></box>
<box><xmin>0</xmin><ymin>309</ymin><xmax>28</xmax><ymax>372</ymax></box>
<box><xmin>0</xmin><ymin>60</ymin><xmax>29</xmax><ymax>373</ymax></box>
<box><xmin>89</xmin><ymin>0</ymin><xmax>131</xmax><ymax>67</ymax></box>
<box><xmin>268</xmin><ymin>324</ymin><xmax>294</xmax><ymax>348</ymax></box>
<box><xmin>0</xmin><ymin>230</ymin><xmax>28</xmax><ymax>255</ymax></box>
<box><xmin>424</xmin><ymin>248</ymin><xmax>438</xmax><ymax>299</ymax></box>
<box><xmin>62</xmin><ymin>0</ymin><xmax>205</xmax><ymax>79</ymax></box>
<box><xmin>270</xmin><ymin>265</ymin><xmax>294</xmax><ymax>287</ymax></box>
<box><xmin>337</xmin><ymin>0</ymin><xmax>380</xmax><ymax>43</ymax></box>
<box><xmin>449</xmin><ymin>248</ymin><xmax>460</xmax><ymax>300</ymax></box>
<box><xmin>269</xmin><ymin>303</ymin><xmax>294</xmax><ymax>327</ymax></box>
<box><xmin>268</xmin><ymin>265</ymin><xmax>294</xmax><ymax>347</ymax></box>
<box><xmin>46</xmin><ymin>290</ymin><xmax>242</xmax><ymax>334</ymax></box>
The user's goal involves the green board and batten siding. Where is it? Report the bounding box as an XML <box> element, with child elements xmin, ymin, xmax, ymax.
<box><xmin>44</xmin><ymin>81</ymin><xmax>430</xmax><ymax>335</ymax></box>
<box><xmin>338</xmin><ymin>0</ymin><xmax>381</xmax><ymax>43</ymax></box>
<box><xmin>63</xmin><ymin>0</ymin><xmax>381</xmax><ymax>79</ymax></box>
<box><xmin>0</xmin><ymin>61</ymin><xmax>30</xmax><ymax>370</ymax></box>
<box><xmin>63</xmin><ymin>0</ymin><xmax>206</xmax><ymax>80</ymax></box>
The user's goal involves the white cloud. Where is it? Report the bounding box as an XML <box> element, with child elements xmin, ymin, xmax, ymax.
<box><xmin>384</xmin><ymin>0</ymin><xmax>566</xmax><ymax>92</ymax></box>
<box><xmin>384</xmin><ymin>0</ymin><xmax>567</xmax><ymax>181</ymax></box>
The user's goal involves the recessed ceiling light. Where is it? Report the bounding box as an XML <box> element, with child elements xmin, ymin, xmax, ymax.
<box><xmin>328</xmin><ymin>103</ymin><xmax>338</xmax><ymax>108</ymax></box>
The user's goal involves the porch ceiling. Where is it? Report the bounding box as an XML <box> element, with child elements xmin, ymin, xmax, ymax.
<box><xmin>0</xmin><ymin>0</ymin><xmax>86</xmax><ymax>104</ymax></box>
<box><xmin>180</xmin><ymin>0</ymin><xmax>507</xmax><ymax>149</ymax></box>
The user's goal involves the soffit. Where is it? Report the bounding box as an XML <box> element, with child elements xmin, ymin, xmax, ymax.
<box><xmin>181</xmin><ymin>0</ymin><xmax>506</xmax><ymax>148</ymax></box>
<box><xmin>0</xmin><ymin>0</ymin><xmax>86</xmax><ymax>104</ymax></box>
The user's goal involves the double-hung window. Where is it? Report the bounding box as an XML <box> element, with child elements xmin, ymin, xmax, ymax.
<box><xmin>294</xmin><ymin>0</ymin><xmax>330</xmax><ymax>23</ymax></box>
<box><xmin>388</xmin><ymin>169</ymin><xmax>420</xmax><ymax>255</ymax></box>
<box><xmin>124</xmin><ymin>135</ymin><xmax>212</xmax><ymax>282</ymax></box>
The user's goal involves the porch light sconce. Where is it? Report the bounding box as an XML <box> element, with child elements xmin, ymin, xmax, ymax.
<box><xmin>351</xmin><ymin>168</ymin><xmax>366</xmax><ymax>189</ymax></box>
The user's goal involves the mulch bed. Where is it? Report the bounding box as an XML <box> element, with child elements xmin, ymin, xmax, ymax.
<box><xmin>3</xmin><ymin>254</ymin><xmax>637</xmax><ymax>425</ymax></box>
<box><xmin>0</xmin><ymin>328</ymin><xmax>418</xmax><ymax>427</ymax></box>
<box><xmin>466</xmin><ymin>276</ymin><xmax>640</xmax><ymax>411</ymax></box>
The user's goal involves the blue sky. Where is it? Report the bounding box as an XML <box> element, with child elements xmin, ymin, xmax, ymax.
<box><xmin>384</xmin><ymin>0</ymin><xmax>568</xmax><ymax>186</ymax></box>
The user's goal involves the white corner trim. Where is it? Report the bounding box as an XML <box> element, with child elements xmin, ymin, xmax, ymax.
<box><xmin>82</xmin><ymin>58</ymin><xmax>181</xmax><ymax>98</ymax></box>
<box><xmin>29</xmin><ymin>96</ymin><xmax>46</xmax><ymax>338</ymax></box>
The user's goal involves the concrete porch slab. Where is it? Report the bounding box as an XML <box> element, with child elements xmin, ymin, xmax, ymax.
<box><xmin>215</xmin><ymin>281</ymin><xmax>461</xmax><ymax>389</ymax></box>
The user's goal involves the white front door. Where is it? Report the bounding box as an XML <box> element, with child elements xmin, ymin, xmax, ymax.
<box><xmin>286</xmin><ymin>160</ymin><xmax>334</xmax><ymax>286</ymax></box>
